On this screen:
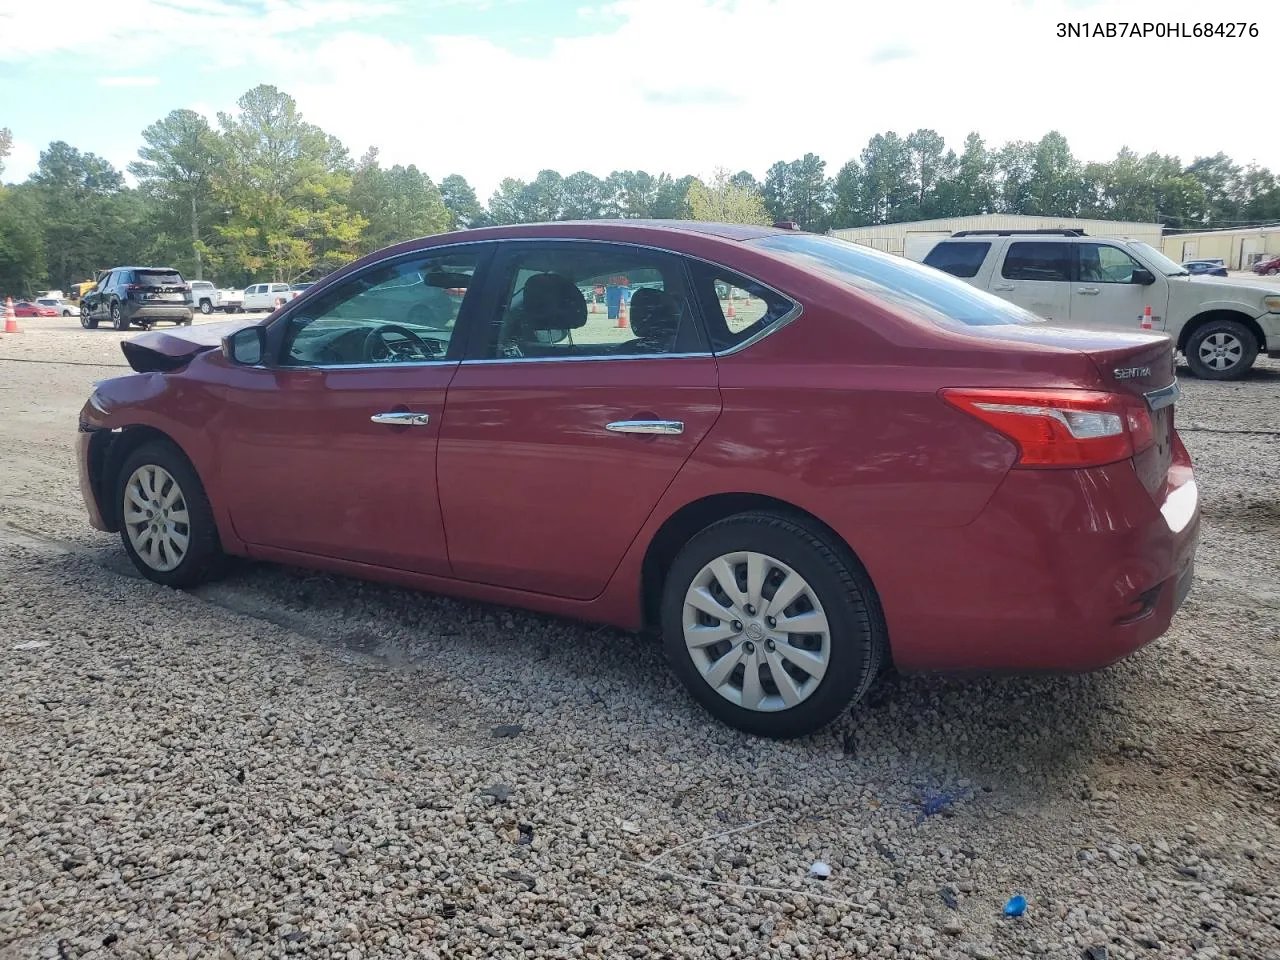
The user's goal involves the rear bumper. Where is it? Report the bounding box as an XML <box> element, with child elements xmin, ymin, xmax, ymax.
<box><xmin>865</xmin><ymin>458</ymin><xmax>1200</xmax><ymax>673</ymax></box>
<box><xmin>125</xmin><ymin>302</ymin><xmax>192</xmax><ymax>323</ymax></box>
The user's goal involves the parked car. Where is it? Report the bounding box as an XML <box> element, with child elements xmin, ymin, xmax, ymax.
<box><xmin>189</xmin><ymin>280</ymin><xmax>221</xmax><ymax>315</ymax></box>
<box><xmin>242</xmin><ymin>282</ymin><xmax>297</xmax><ymax>311</ymax></box>
<box><xmin>923</xmin><ymin>230</ymin><xmax>1280</xmax><ymax>380</ymax></box>
<box><xmin>35</xmin><ymin>297</ymin><xmax>77</xmax><ymax>316</ymax></box>
<box><xmin>218</xmin><ymin>288</ymin><xmax>245</xmax><ymax>313</ymax></box>
<box><xmin>80</xmin><ymin>266</ymin><xmax>193</xmax><ymax>331</ymax></box>
<box><xmin>1252</xmin><ymin>255</ymin><xmax>1280</xmax><ymax>276</ymax></box>
<box><xmin>77</xmin><ymin>221</ymin><xmax>1199</xmax><ymax>738</ymax></box>
<box><xmin>1181</xmin><ymin>260</ymin><xmax>1228</xmax><ymax>277</ymax></box>
<box><xmin>12</xmin><ymin>300</ymin><xmax>58</xmax><ymax>318</ymax></box>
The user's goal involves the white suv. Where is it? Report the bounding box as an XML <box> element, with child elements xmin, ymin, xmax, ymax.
<box><xmin>923</xmin><ymin>229</ymin><xmax>1280</xmax><ymax>379</ymax></box>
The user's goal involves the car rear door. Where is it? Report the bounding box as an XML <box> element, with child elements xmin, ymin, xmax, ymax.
<box><xmin>987</xmin><ymin>240</ymin><xmax>1072</xmax><ymax>323</ymax></box>
<box><xmin>436</xmin><ymin>240</ymin><xmax>722</xmax><ymax>600</ymax></box>
<box><xmin>214</xmin><ymin>246</ymin><xmax>493</xmax><ymax>574</ymax></box>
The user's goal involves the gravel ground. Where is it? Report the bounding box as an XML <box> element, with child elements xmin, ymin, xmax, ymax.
<box><xmin>1</xmin><ymin>317</ymin><xmax>1278</xmax><ymax>960</ymax></box>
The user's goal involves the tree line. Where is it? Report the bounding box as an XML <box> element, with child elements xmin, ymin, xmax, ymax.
<box><xmin>2</xmin><ymin>84</ymin><xmax>1279</xmax><ymax>294</ymax></box>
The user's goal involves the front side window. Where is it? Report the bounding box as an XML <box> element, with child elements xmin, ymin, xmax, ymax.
<box><xmin>484</xmin><ymin>244</ymin><xmax>704</xmax><ymax>360</ymax></box>
<box><xmin>922</xmin><ymin>241</ymin><xmax>991</xmax><ymax>279</ymax></box>
<box><xmin>280</xmin><ymin>250</ymin><xmax>482</xmax><ymax>367</ymax></box>
<box><xmin>1002</xmin><ymin>242</ymin><xmax>1071</xmax><ymax>282</ymax></box>
<box><xmin>1077</xmin><ymin>243</ymin><xmax>1145</xmax><ymax>283</ymax></box>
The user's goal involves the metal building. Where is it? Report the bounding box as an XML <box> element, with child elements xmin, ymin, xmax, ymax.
<box><xmin>828</xmin><ymin>214</ymin><xmax>1164</xmax><ymax>261</ymax></box>
<box><xmin>1159</xmin><ymin>225</ymin><xmax>1280</xmax><ymax>271</ymax></box>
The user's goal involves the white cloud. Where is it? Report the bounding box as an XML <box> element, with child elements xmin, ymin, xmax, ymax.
<box><xmin>97</xmin><ymin>76</ymin><xmax>161</xmax><ymax>87</ymax></box>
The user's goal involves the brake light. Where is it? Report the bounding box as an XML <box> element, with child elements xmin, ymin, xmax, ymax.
<box><xmin>941</xmin><ymin>388</ymin><xmax>1154</xmax><ymax>468</ymax></box>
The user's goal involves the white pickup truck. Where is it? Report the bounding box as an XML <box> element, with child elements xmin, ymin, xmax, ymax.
<box><xmin>242</xmin><ymin>282</ymin><xmax>298</xmax><ymax>312</ymax></box>
<box><xmin>922</xmin><ymin>229</ymin><xmax>1280</xmax><ymax>380</ymax></box>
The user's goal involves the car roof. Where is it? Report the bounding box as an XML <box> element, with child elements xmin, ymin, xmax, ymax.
<box><xmin>416</xmin><ymin>219</ymin><xmax>792</xmax><ymax>245</ymax></box>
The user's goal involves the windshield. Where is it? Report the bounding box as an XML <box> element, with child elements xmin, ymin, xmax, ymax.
<box><xmin>1128</xmin><ymin>241</ymin><xmax>1187</xmax><ymax>276</ymax></box>
<box><xmin>752</xmin><ymin>233</ymin><xmax>1044</xmax><ymax>327</ymax></box>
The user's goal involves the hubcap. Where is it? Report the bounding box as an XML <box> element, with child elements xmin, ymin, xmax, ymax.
<box><xmin>123</xmin><ymin>465</ymin><xmax>191</xmax><ymax>572</ymax></box>
<box><xmin>1199</xmin><ymin>332</ymin><xmax>1243</xmax><ymax>371</ymax></box>
<box><xmin>682</xmin><ymin>551</ymin><xmax>831</xmax><ymax>713</ymax></box>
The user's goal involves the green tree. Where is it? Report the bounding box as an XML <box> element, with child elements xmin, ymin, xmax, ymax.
<box><xmin>829</xmin><ymin>159</ymin><xmax>864</xmax><ymax>228</ymax></box>
<box><xmin>212</xmin><ymin>85</ymin><xmax>365</xmax><ymax>283</ymax></box>
<box><xmin>440</xmin><ymin>174</ymin><xmax>488</xmax><ymax>228</ymax></box>
<box><xmin>686</xmin><ymin>168</ymin><xmax>771</xmax><ymax>225</ymax></box>
<box><xmin>128</xmin><ymin>109</ymin><xmax>221</xmax><ymax>280</ymax></box>
<box><xmin>1024</xmin><ymin>132</ymin><xmax>1082</xmax><ymax>216</ymax></box>
<box><xmin>561</xmin><ymin>171</ymin><xmax>608</xmax><ymax>220</ymax></box>
<box><xmin>488</xmin><ymin>177</ymin><xmax>527</xmax><ymax>224</ymax></box>
<box><xmin>350</xmin><ymin>148</ymin><xmax>452</xmax><ymax>251</ymax></box>
<box><xmin>604</xmin><ymin>170</ymin><xmax>657</xmax><ymax>218</ymax></box>
<box><xmin>860</xmin><ymin>133</ymin><xmax>913</xmax><ymax>223</ymax></box>
<box><xmin>1185</xmin><ymin>153</ymin><xmax>1242</xmax><ymax>226</ymax></box>
<box><xmin>0</xmin><ymin>128</ymin><xmax>12</xmax><ymax>180</ymax></box>
<box><xmin>651</xmin><ymin>173</ymin><xmax>698</xmax><ymax>219</ymax></box>
<box><xmin>30</xmin><ymin>141</ymin><xmax>129</xmax><ymax>287</ymax></box>
<box><xmin>762</xmin><ymin>160</ymin><xmax>794</xmax><ymax>223</ymax></box>
<box><xmin>995</xmin><ymin>140</ymin><xmax>1037</xmax><ymax>214</ymax></box>
<box><xmin>521</xmin><ymin>169</ymin><xmax>565</xmax><ymax>221</ymax></box>
<box><xmin>904</xmin><ymin>129</ymin><xmax>950</xmax><ymax>217</ymax></box>
<box><xmin>0</xmin><ymin>185</ymin><xmax>47</xmax><ymax>294</ymax></box>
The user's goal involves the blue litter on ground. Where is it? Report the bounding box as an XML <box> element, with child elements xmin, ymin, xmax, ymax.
<box><xmin>1004</xmin><ymin>894</ymin><xmax>1027</xmax><ymax>917</ymax></box>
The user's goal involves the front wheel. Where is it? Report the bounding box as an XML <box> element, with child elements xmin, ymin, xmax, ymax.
<box><xmin>1185</xmin><ymin>319</ymin><xmax>1258</xmax><ymax>381</ymax></box>
<box><xmin>110</xmin><ymin>301</ymin><xmax>128</xmax><ymax>331</ymax></box>
<box><xmin>199</xmin><ymin>300</ymin><xmax>213</xmax><ymax>315</ymax></box>
<box><xmin>661</xmin><ymin>512</ymin><xmax>886</xmax><ymax>739</ymax></box>
<box><xmin>116</xmin><ymin>441</ymin><xmax>228</xmax><ymax>588</ymax></box>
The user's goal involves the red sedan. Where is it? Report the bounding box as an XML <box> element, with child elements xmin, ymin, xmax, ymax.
<box><xmin>75</xmin><ymin>221</ymin><xmax>1200</xmax><ymax>738</ymax></box>
<box><xmin>13</xmin><ymin>300</ymin><xmax>58</xmax><ymax>318</ymax></box>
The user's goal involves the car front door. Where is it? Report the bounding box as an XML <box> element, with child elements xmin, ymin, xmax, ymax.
<box><xmin>242</xmin><ymin>285</ymin><xmax>262</xmax><ymax>310</ymax></box>
<box><xmin>86</xmin><ymin>272</ymin><xmax>112</xmax><ymax>318</ymax></box>
<box><xmin>214</xmin><ymin>246</ymin><xmax>493</xmax><ymax>574</ymax></box>
<box><xmin>1071</xmin><ymin>241</ymin><xmax>1168</xmax><ymax>330</ymax></box>
<box><xmin>436</xmin><ymin>241</ymin><xmax>723</xmax><ymax>600</ymax></box>
<box><xmin>988</xmin><ymin>240</ymin><xmax>1072</xmax><ymax>323</ymax></box>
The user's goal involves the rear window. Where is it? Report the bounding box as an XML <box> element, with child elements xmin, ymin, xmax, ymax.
<box><xmin>922</xmin><ymin>241</ymin><xmax>990</xmax><ymax>278</ymax></box>
<box><xmin>136</xmin><ymin>270</ymin><xmax>185</xmax><ymax>287</ymax></box>
<box><xmin>752</xmin><ymin>233</ymin><xmax>1043</xmax><ymax>328</ymax></box>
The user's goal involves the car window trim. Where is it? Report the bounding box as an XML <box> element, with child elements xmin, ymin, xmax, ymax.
<box><xmin>1072</xmin><ymin>241</ymin><xmax>1145</xmax><ymax>285</ymax></box>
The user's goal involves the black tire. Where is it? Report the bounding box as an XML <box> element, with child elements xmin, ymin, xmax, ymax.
<box><xmin>199</xmin><ymin>300</ymin><xmax>213</xmax><ymax>315</ymax></box>
<box><xmin>1184</xmin><ymin>318</ymin><xmax>1258</xmax><ymax>381</ymax></box>
<box><xmin>110</xmin><ymin>301</ymin><xmax>129</xmax><ymax>331</ymax></box>
<box><xmin>115</xmin><ymin>440</ymin><xmax>228</xmax><ymax>588</ymax></box>
<box><xmin>80</xmin><ymin>304</ymin><xmax>98</xmax><ymax>330</ymax></box>
<box><xmin>660</xmin><ymin>511</ymin><xmax>886</xmax><ymax>739</ymax></box>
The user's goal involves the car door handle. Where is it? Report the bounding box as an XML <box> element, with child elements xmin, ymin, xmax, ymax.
<box><xmin>991</xmin><ymin>284</ymin><xmax>1015</xmax><ymax>292</ymax></box>
<box><xmin>1077</xmin><ymin>287</ymin><xmax>1100</xmax><ymax>295</ymax></box>
<box><xmin>606</xmin><ymin>419</ymin><xmax>684</xmax><ymax>436</ymax></box>
<box><xmin>371</xmin><ymin>412</ymin><xmax>430</xmax><ymax>426</ymax></box>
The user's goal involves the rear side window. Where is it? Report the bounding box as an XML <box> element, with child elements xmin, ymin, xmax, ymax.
<box><xmin>750</xmin><ymin>233</ymin><xmax>1043</xmax><ymax>328</ymax></box>
<box><xmin>685</xmin><ymin>260</ymin><xmax>796</xmax><ymax>352</ymax></box>
<box><xmin>922</xmin><ymin>241</ymin><xmax>990</xmax><ymax>278</ymax></box>
<box><xmin>1001</xmin><ymin>242</ymin><xmax>1070</xmax><ymax>282</ymax></box>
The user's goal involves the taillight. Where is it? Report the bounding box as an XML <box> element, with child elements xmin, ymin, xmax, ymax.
<box><xmin>941</xmin><ymin>388</ymin><xmax>1154</xmax><ymax>468</ymax></box>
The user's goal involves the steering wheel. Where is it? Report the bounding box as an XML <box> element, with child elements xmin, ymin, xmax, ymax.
<box><xmin>364</xmin><ymin>324</ymin><xmax>440</xmax><ymax>362</ymax></box>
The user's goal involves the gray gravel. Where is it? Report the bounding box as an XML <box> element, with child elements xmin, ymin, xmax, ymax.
<box><xmin>2</xmin><ymin>319</ymin><xmax>1279</xmax><ymax>959</ymax></box>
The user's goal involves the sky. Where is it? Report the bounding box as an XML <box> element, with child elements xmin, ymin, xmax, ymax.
<box><xmin>1</xmin><ymin>0</ymin><xmax>1277</xmax><ymax>200</ymax></box>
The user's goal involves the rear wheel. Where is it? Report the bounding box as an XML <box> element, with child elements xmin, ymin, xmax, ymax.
<box><xmin>116</xmin><ymin>441</ymin><xmax>227</xmax><ymax>588</ymax></box>
<box><xmin>661</xmin><ymin>512</ymin><xmax>885</xmax><ymax>739</ymax></box>
<box><xmin>1185</xmin><ymin>319</ymin><xmax>1258</xmax><ymax>381</ymax></box>
<box><xmin>110</xmin><ymin>301</ymin><xmax>128</xmax><ymax>331</ymax></box>
<box><xmin>80</xmin><ymin>303</ymin><xmax>98</xmax><ymax>330</ymax></box>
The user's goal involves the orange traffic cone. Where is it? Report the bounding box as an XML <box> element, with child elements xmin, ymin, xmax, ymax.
<box><xmin>616</xmin><ymin>297</ymin><xmax>628</xmax><ymax>329</ymax></box>
<box><xmin>3</xmin><ymin>297</ymin><xmax>20</xmax><ymax>334</ymax></box>
<box><xmin>726</xmin><ymin>297</ymin><xmax>736</xmax><ymax>319</ymax></box>
<box><xmin>1140</xmin><ymin>305</ymin><xmax>1153</xmax><ymax>330</ymax></box>
<box><xmin>590</xmin><ymin>300</ymin><xmax>597</xmax><ymax>314</ymax></box>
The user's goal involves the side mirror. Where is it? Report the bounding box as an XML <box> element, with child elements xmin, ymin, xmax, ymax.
<box><xmin>1131</xmin><ymin>268</ymin><xmax>1156</xmax><ymax>286</ymax></box>
<box><xmin>223</xmin><ymin>326</ymin><xmax>266</xmax><ymax>366</ymax></box>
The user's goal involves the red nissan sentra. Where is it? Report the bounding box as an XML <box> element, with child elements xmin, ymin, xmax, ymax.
<box><xmin>76</xmin><ymin>221</ymin><xmax>1199</xmax><ymax>738</ymax></box>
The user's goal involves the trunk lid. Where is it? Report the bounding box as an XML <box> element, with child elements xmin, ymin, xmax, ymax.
<box><xmin>120</xmin><ymin>318</ymin><xmax>258</xmax><ymax>373</ymax></box>
<box><xmin>964</xmin><ymin>324</ymin><xmax>1178</xmax><ymax>497</ymax></box>
<box><xmin>130</xmin><ymin>269</ymin><xmax>189</xmax><ymax>304</ymax></box>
